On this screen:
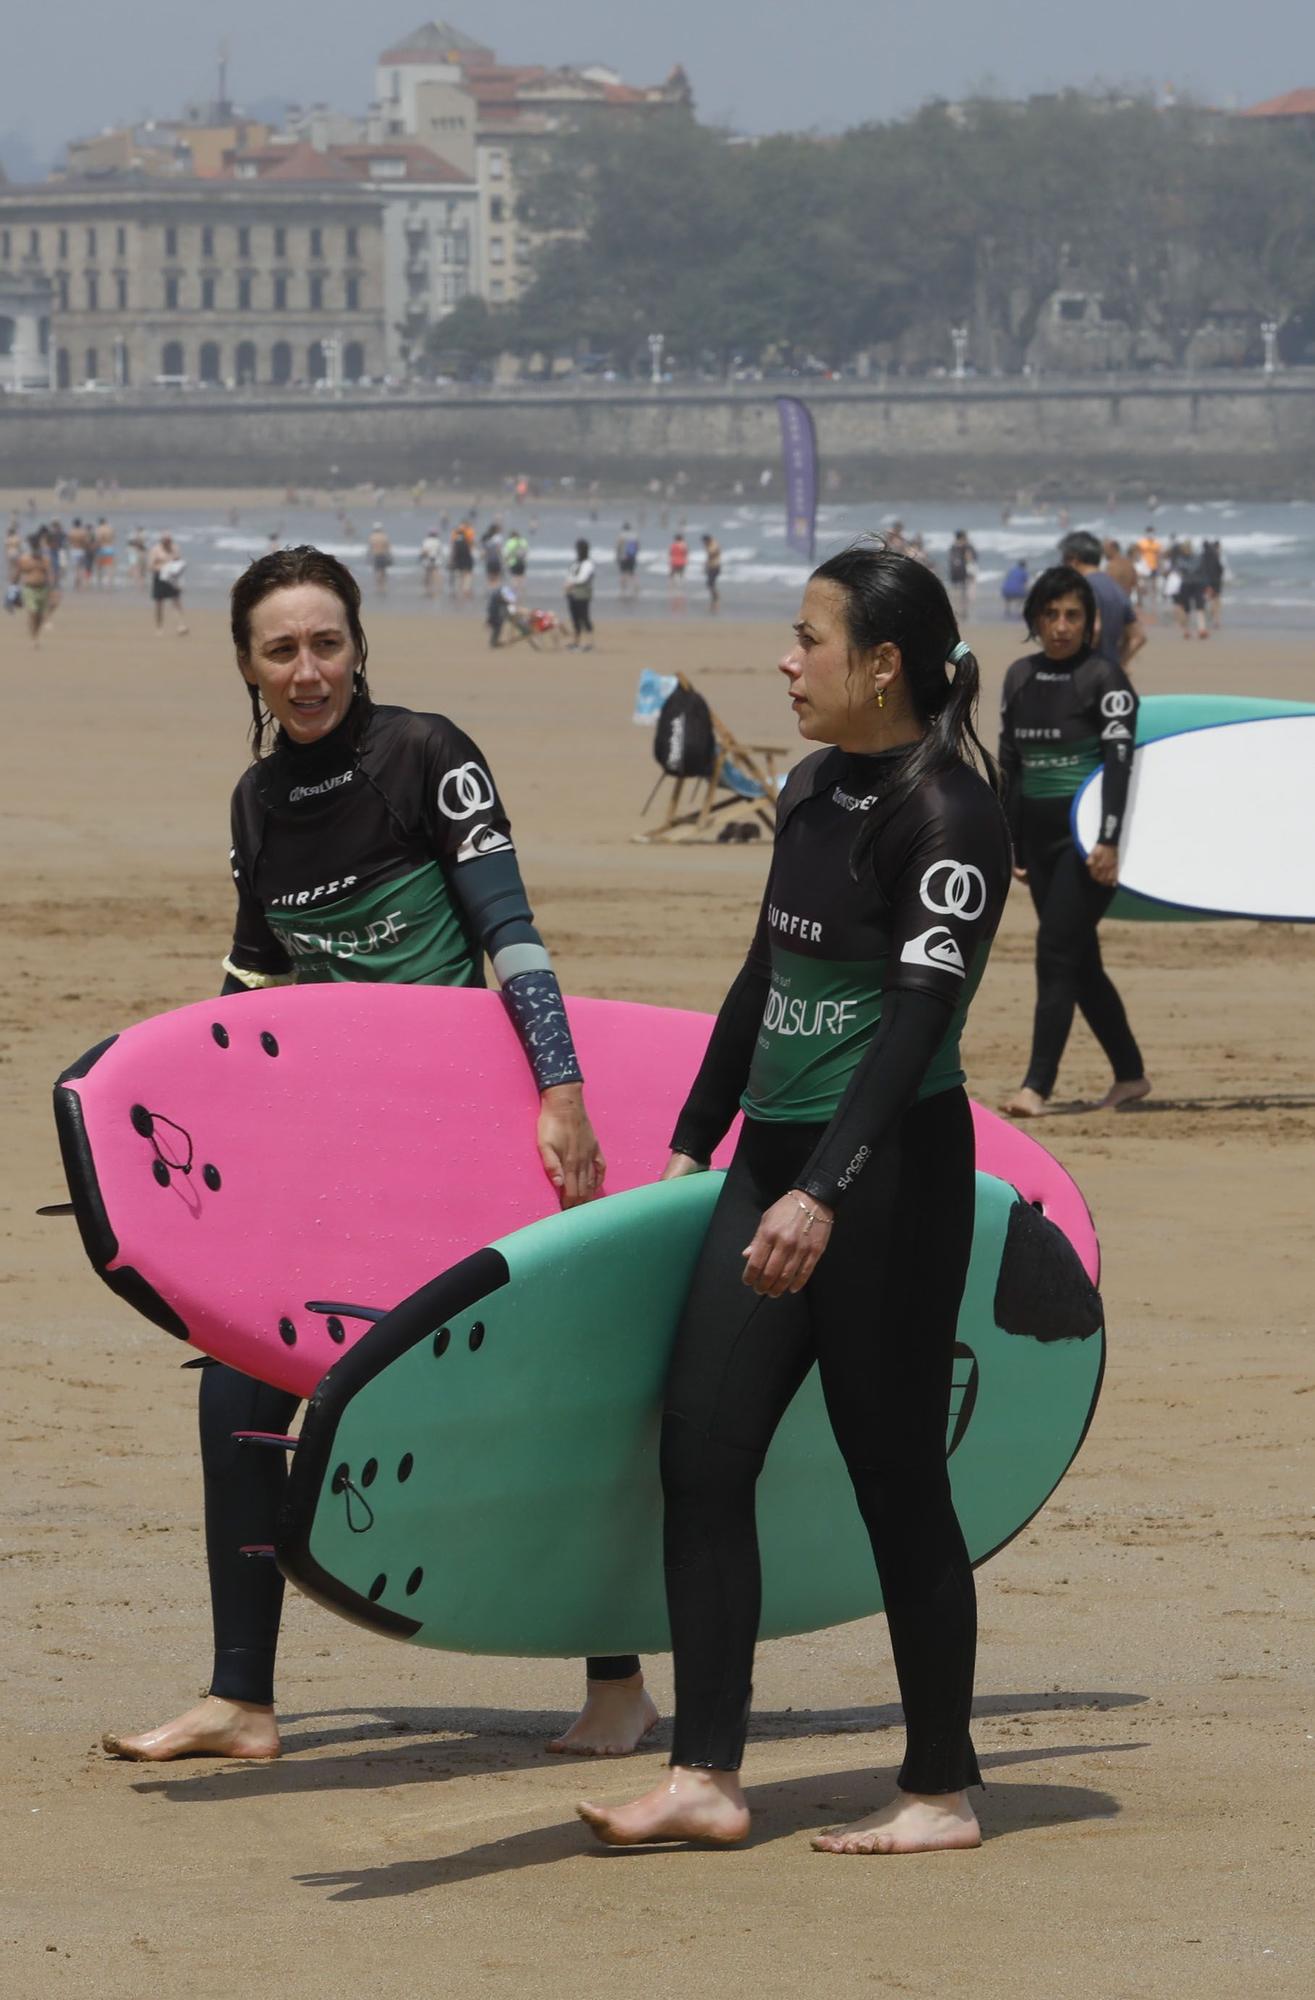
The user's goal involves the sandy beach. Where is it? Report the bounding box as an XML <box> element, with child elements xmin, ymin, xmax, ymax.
<box><xmin>3</xmin><ymin>594</ymin><xmax>1312</xmax><ymax>1997</ymax></box>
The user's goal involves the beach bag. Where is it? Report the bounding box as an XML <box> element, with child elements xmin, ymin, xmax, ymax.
<box><xmin>654</xmin><ymin>683</ymin><xmax>716</xmax><ymax>779</ymax></box>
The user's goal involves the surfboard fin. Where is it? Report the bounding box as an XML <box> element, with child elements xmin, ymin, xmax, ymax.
<box><xmin>36</xmin><ymin>1202</ymin><xmax>76</xmax><ymax>1217</ymax></box>
<box><xmin>233</xmin><ymin>1431</ymin><xmax>299</xmax><ymax>1451</ymax></box>
<box><xmin>305</xmin><ymin>1300</ymin><xmax>387</xmax><ymax>1323</ymax></box>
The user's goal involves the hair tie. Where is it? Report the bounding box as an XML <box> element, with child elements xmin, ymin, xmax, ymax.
<box><xmin>947</xmin><ymin>641</ymin><xmax>972</xmax><ymax>666</ymax></box>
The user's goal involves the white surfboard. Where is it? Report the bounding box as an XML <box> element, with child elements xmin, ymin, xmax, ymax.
<box><xmin>1073</xmin><ymin>714</ymin><xmax>1315</xmax><ymax>922</ymax></box>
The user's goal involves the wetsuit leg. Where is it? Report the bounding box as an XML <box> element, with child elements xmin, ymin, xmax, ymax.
<box><xmin>1022</xmin><ymin>818</ymin><xmax>1143</xmax><ymax>1098</ymax></box>
<box><xmin>663</xmin><ymin>1101</ymin><xmax>980</xmax><ymax>1791</ymax></box>
<box><xmin>808</xmin><ymin>1087</ymin><xmax>980</xmax><ymax>1794</ymax></box>
<box><xmin>199</xmin><ymin>1361</ymin><xmax>299</xmax><ymax>1705</ymax></box>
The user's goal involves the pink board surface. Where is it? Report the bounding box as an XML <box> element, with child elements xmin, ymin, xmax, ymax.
<box><xmin>56</xmin><ymin>985</ymin><xmax>1097</xmax><ymax>1398</ymax></box>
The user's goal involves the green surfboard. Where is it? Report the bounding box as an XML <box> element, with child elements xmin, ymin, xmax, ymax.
<box><xmin>277</xmin><ymin>1171</ymin><xmax>1103</xmax><ymax>1657</ymax></box>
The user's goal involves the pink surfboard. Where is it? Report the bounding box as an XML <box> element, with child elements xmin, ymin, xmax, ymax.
<box><xmin>54</xmin><ymin>986</ymin><xmax>1097</xmax><ymax>1398</ymax></box>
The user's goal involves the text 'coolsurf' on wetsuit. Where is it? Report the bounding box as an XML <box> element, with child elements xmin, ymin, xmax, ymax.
<box><xmin>206</xmin><ymin>699</ymin><xmax>638</xmax><ymax>1704</ymax></box>
<box><xmin>998</xmin><ymin>649</ymin><xmax>1144</xmax><ymax>1099</ymax></box>
<box><xmin>661</xmin><ymin>745</ymin><xmax>1011</xmax><ymax>1787</ymax></box>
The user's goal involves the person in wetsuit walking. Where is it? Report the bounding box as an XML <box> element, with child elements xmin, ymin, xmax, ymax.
<box><xmin>102</xmin><ymin>547</ymin><xmax>658</xmax><ymax>1766</ymax></box>
<box><xmin>579</xmin><ymin>541</ymin><xmax>1011</xmax><ymax>1857</ymax></box>
<box><xmin>999</xmin><ymin>564</ymin><xmax>1150</xmax><ymax>1117</ymax></box>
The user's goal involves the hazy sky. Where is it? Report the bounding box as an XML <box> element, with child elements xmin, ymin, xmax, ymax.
<box><xmin>4</xmin><ymin>0</ymin><xmax>1315</xmax><ymax>170</ymax></box>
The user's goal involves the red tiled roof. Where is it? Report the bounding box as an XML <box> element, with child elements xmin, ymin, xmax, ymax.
<box><xmin>249</xmin><ymin>141</ymin><xmax>357</xmax><ymax>181</ymax></box>
<box><xmin>330</xmin><ymin>141</ymin><xmax>472</xmax><ymax>183</ymax></box>
<box><xmin>1238</xmin><ymin>88</ymin><xmax>1315</xmax><ymax>118</ymax></box>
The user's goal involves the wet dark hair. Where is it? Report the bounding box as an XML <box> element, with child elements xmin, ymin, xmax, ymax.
<box><xmin>1058</xmin><ymin>529</ymin><xmax>1103</xmax><ymax>568</ymax></box>
<box><xmin>230</xmin><ymin>544</ymin><xmax>371</xmax><ymax>757</ymax></box>
<box><xmin>1023</xmin><ymin>564</ymin><xmax>1097</xmax><ymax>649</ymax></box>
<box><xmin>575</xmin><ymin>538</ymin><xmax>590</xmax><ymax>560</ymax></box>
<box><xmin>809</xmin><ymin>539</ymin><xmax>1000</xmax><ymax>864</ymax></box>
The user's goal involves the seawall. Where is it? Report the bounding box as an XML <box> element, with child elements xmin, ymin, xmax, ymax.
<box><xmin>3</xmin><ymin>378</ymin><xmax>1314</xmax><ymax>497</ymax></box>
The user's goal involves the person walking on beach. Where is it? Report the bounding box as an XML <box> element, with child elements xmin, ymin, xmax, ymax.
<box><xmin>1060</xmin><ymin>531</ymin><xmax>1146</xmax><ymax>673</ymax></box>
<box><xmin>578</xmin><ymin>542</ymin><xmax>1010</xmax><ymax>1856</ymax></box>
<box><xmin>1171</xmin><ymin>541</ymin><xmax>1210</xmax><ymax>642</ymax></box>
<box><xmin>999</xmin><ymin>565</ymin><xmax>1149</xmax><ymax>1118</ymax></box>
<box><xmin>1001</xmin><ymin>559</ymin><xmax>1029</xmax><ymax>619</ymax></box>
<box><xmin>702</xmin><ymin>533</ymin><xmax>722</xmax><ymax>613</ymax></box>
<box><xmin>94</xmin><ymin>517</ymin><xmax>116</xmax><ymax>589</ymax></box>
<box><xmin>1102</xmin><ymin>540</ymin><xmax>1138</xmax><ymax>597</ymax></box>
<box><xmin>564</xmin><ymin>538</ymin><xmax>596</xmax><ymax>651</ymax></box>
<box><xmin>17</xmin><ymin>534</ymin><xmax>53</xmax><ymax>648</ymax></box>
<box><xmin>367</xmin><ymin>523</ymin><xmax>393</xmax><ymax>596</ymax></box>
<box><xmin>149</xmin><ymin>533</ymin><xmax>189</xmax><ymax>636</ymax></box>
<box><xmin>504</xmin><ymin>527</ymin><xmax>529</xmax><ymax>582</ymax></box>
<box><xmin>419</xmin><ymin>529</ymin><xmax>443</xmax><ymax>599</ymax></box>
<box><xmin>615</xmin><ymin>523</ymin><xmax>640</xmax><ymax>601</ymax></box>
<box><xmin>100</xmin><ymin>547</ymin><xmax>652</xmax><ymax>1768</ymax></box>
<box><xmin>1201</xmin><ymin>539</ymin><xmax>1224</xmax><ymax>628</ymax></box>
<box><xmin>947</xmin><ymin>529</ymin><xmax>978</xmax><ymax>622</ymax></box>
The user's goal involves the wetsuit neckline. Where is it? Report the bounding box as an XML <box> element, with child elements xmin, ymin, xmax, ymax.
<box><xmin>271</xmin><ymin>697</ymin><xmax>368</xmax><ymax>769</ymax></box>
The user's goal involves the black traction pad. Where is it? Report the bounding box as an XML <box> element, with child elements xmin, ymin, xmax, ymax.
<box><xmin>993</xmin><ymin>1199</ymin><xmax>1104</xmax><ymax>1343</ymax></box>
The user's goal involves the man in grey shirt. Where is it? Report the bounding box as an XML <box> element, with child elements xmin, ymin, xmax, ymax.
<box><xmin>1061</xmin><ymin>530</ymin><xmax>1146</xmax><ymax>670</ymax></box>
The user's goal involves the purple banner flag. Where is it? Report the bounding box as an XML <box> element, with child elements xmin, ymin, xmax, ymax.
<box><xmin>775</xmin><ymin>395</ymin><xmax>819</xmax><ymax>562</ymax></box>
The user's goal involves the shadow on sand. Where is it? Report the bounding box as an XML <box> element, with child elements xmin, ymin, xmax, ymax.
<box><xmin>128</xmin><ymin>1688</ymin><xmax>1146</xmax><ymax>1808</ymax></box>
<box><xmin>291</xmin><ymin>1739</ymin><xmax>1141</xmax><ymax>1902</ymax></box>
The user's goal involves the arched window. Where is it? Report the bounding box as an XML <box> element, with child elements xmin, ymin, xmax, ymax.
<box><xmin>270</xmin><ymin>340</ymin><xmax>292</xmax><ymax>385</ymax></box>
<box><xmin>199</xmin><ymin>340</ymin><xmax>221</xmax><ymax>385</ymax></box>
<box><xmin>344</xmin><ymin>341</ymin><xmax>365</xmax><ymax>383</ymax></box>
<box><xmin>161</xmin><ymin>339</ymin><xmax>185</xmax><ymax>378</ymax></box>
<box><xmin>308</xmin><ymin>339</ymin><xmax>327</xmax><ymax>383</ymax></box>
<box><xmin>235</xmin><ymin>339</ymin><xmax>257</xmax><ymax>386</ymax></box>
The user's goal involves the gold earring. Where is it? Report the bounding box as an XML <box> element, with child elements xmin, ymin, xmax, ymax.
<box><xmin>876</xmin><ymin>687</ymin><xmax>885</xmax><ymax>709</ymax></box>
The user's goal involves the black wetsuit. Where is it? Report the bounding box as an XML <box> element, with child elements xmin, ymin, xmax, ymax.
<box><xmin>206</xmin><ymin>699</ymin><xmax>637</xmax><ymax>1703</ymax></box>
<box><xmin>999</xmin><ymin>650</ymin><xmax>1143</xmax><ymax>1099</ymax></box>
<box><xmin>660</xmin><ymin>746</ymin><xmax>1011</xmax><ymax>1787</ymax></box>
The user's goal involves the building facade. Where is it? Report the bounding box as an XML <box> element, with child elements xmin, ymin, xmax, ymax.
<box><xmin>0</xmin><ymin>176</ymin><xmax>386</xmax><ymax>389</ymax></box>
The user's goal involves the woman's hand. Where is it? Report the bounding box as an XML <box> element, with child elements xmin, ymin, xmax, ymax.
<box><xmin>1012</xmin><ymin>864</ymin><xmax>1029</xmax><ymax>883</ymax></box>
<box><xmin>1086</xmin><ymin>842</ymin><xmax>1119</xmax><ymax>888</ymax></box>
<box><xmin>660</xmin><ymin>1151</ymin><xmax>708</xmax><ymax>1182</ymax></box>
<box><xmin>742</xmin><ymin>1190</ymin><xmax>834</xmax><ymax>1298</ymax></box>
<box><xmin>537</xmin><ymin>1084</ymin><xmax>606</xmax><ymax>1208</ymax></box>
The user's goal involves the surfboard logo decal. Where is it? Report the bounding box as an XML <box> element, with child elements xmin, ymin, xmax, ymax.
<box><xmin>919</xmin><ymin>860</ymin><xmax>986</xmax><ymax>921</ymax></box>
<box><xmin>900</xmin><ymin>926</ymin><xmax>966</xmax><ymax>976</ymax></box>
<box><xmin>947</xmin><ymin>1343</ymin><xmax>979</xmax><ymax>1456</ymax></box>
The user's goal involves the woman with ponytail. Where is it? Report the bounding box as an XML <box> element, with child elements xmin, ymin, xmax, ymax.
<box><xmin>102</xmin><ymin>548</ymin><xmax>662</xmax><ymax>1768</ymax></box>
<box><xmin>579</xmin><ymin>542</ymin><xmax>1011</xmax><ymax>1856</ymax></box>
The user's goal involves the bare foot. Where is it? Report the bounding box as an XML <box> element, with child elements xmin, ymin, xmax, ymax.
<box><xmin>578</xmin><ymin>1766</ymin><xmax>749</xmax><ymax>1846</ymax></box>
<box><xmin>811</xmin><ymin>1789</ymin><xmax>981</xmax><ymax>1855</ymax></box>
<box><xmin>1001</xmin><ymin>1087</ymin><xmax>1049</xmax><ymax>1119</ymax></box>
<box><xmin>1097</xmin><ymin>1076</ymin><xmax>1151</xmax><ymax>1110</ymax></box>
<box><xmin>102</xmin><ymin>1695</ymin><xmax>280</xmax><ymax>1762</ymax></box>
<box><xmin>547</xmin><ymin>1674</ymin><xmax>659</xmax><ymax>1757</ymax></box>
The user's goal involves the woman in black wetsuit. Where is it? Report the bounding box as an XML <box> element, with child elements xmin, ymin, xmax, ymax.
<box><xmin>999</xmin><ymin>565</ymin><xmax>1150</xmax><ymax>1119</ymax></box>
<box><xmin>103</xmin><ymin>546</ymin><xmax>657</xmax><ymax>1765</ymax></box>
<box><xmin>579</xmin><ymin>543</ymin><xmax>1011</xmax><ymax>1855</ymax></box>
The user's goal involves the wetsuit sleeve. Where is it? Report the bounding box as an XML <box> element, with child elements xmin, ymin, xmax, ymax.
<box><xmin>224</xmin><ymin>819</ymin><xmax>294</xmax><ymax>990</ymax></box>
<box><xmin>420</xmin><ymin>717</ymin><xmax>516</xmax><ymax>867</ymax></box>
<box><xmin>445</xmin><ymin>839</ymin><xmax>584</xmax><ymax>1093</ymax></box>
<box><xmin>997</xmin><ymin>666</ymin><xmax>1023</xmax><ymax>850</ymax></box>
<box><xmin>794</xmin><ymin>989</ymin><xmax>954</xmax><ymax>1206</ymax></box>
<box><xmin>1089</xmin><ymin>661</ymin><xmax>1138</xmax><ymax>847</ymax></box>
<box><xmin>669</xmin><ymin>897</ymin><xmax>772</xmax><ymax>1164</ymax></box>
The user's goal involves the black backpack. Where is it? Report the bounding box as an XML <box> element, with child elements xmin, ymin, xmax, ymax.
<box><xmin>654</xmin><ymin>683</ymin><xmax>717</xmax><ymax>779</ymax></box>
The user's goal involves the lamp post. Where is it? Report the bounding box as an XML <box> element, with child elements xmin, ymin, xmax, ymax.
<box><xmin>950</xmin><ymin>324</ymin><xmax>969</xmax><ymax>380</ymax></box>
<box><xmin>647</xmin><ymin>331</ymin><xmax>665</xmax><ymax>389</ymax></box>
<box><xmin>1260</xmin><ymin>319</ymin><xmax>1279</xmax><ymax>376</ymax></box>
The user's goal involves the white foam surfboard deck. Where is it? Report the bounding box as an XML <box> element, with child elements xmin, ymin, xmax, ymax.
<box><xmin>1074</xmin><ymin>714</ymin><xmax>1315</xmax><ymax>922</ymax></box>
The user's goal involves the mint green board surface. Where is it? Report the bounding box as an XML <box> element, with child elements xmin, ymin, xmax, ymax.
<box><xmin>278</xmin><ymin>1172</ymin><xmax>1104</xmax><ymax>1657</ymax></box>
<box><xmin>1105</xmin><ymin>695</ymin><xmax>1315</xmax><ymax>922</ymax></box>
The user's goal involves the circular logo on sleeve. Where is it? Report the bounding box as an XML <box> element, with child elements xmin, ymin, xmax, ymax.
<box><xmin>1100</xmin><ymin>689</ymin><xmax>1135</xmax><ymax>719</ymax></box>
<box><xmin>437</xmin><ymin>763</ymin><xmax>496</xmax><ymax>821</ymax></box>
<box><xmin>919</xmin><ymin>860</ymin><xmax>987</xmax><ymax>920</ymax></box>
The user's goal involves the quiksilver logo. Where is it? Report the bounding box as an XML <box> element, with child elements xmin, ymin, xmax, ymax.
<box><xmin>900</xmin><ymin>926</ymin><xmax>966</xmax><ymax>976</ymax></box>
<box><xmin>288</xmin><ymin>770</ymin><xmax>354</xmax><ymax>804</ymax></box>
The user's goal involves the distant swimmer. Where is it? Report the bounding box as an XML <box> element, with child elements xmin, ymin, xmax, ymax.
<box><xmin>701</xmin><ymin>532</ymin><xmax>722</xmax><ymax>612</ymax></box>
<box><xmin>367</xmin><ymin>522</ymin><xmax>392</xmax><ymax>595</ymax></box>
<box><xmin>946</xmin><ymin>528</ymin><xmax>978</xmax><ymax>621</ymax></box>
<box><xmin>419</xmin><ymin>528</ymin><xmax>443</xmax><ymax>598</ymax></box>
<box><xmin>668</xmin><ymin>529</ymin><xmax>688</xmax><ymax>601</ymax></box>
<box><xmin>998</xmin><ymin>565</ymin><xmax>1150</xmax><ymax>1118</ymax></box>
<box><xmin>615</xmin><ymin>522</ymin><xmax>640</xmax><ymax>601</ymax></box>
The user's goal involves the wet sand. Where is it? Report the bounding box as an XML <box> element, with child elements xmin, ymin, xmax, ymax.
<box><xmin>2</xmin><ymin>597</ymin><xmax>1312</xmax><ymax>1996</ymax></box>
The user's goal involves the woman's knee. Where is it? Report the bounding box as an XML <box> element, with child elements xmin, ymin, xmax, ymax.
<box><xmin>660</xmin><ymin>1408</ymin><xmax>763</xmax><ymax>1514</ymax></box>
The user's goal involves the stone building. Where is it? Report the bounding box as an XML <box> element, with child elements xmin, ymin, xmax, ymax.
<box><xmin>372</xmin><ymin>21</ymin><xmax>692</xmax><ymax>306</ymax></box>
<box><xmin>0</xmin><ymin>169</ymin><xmax>387</xmax><ymax>390</ymax></box>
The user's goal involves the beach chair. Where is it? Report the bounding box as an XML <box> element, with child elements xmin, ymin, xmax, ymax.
<box><xmin>636</xmin><ymin>672</ymin><xmax>788</xmax><ymax>843</ymax></box>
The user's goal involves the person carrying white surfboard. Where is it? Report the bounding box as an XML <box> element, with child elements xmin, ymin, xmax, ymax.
<box><xmin>102</xmin><ymin>547</ymin><xmax>657</xmax><ymax>1766</ymax></box>
<box><xmin>998</xmin><ymin>564</ymin><xmax>1151</xmax><ymax>1119</ymax></box>
<box><xmin>580</xmin><ymin>540</ymin><xmax>1012</xmax><ymax>1856</ymax></box>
